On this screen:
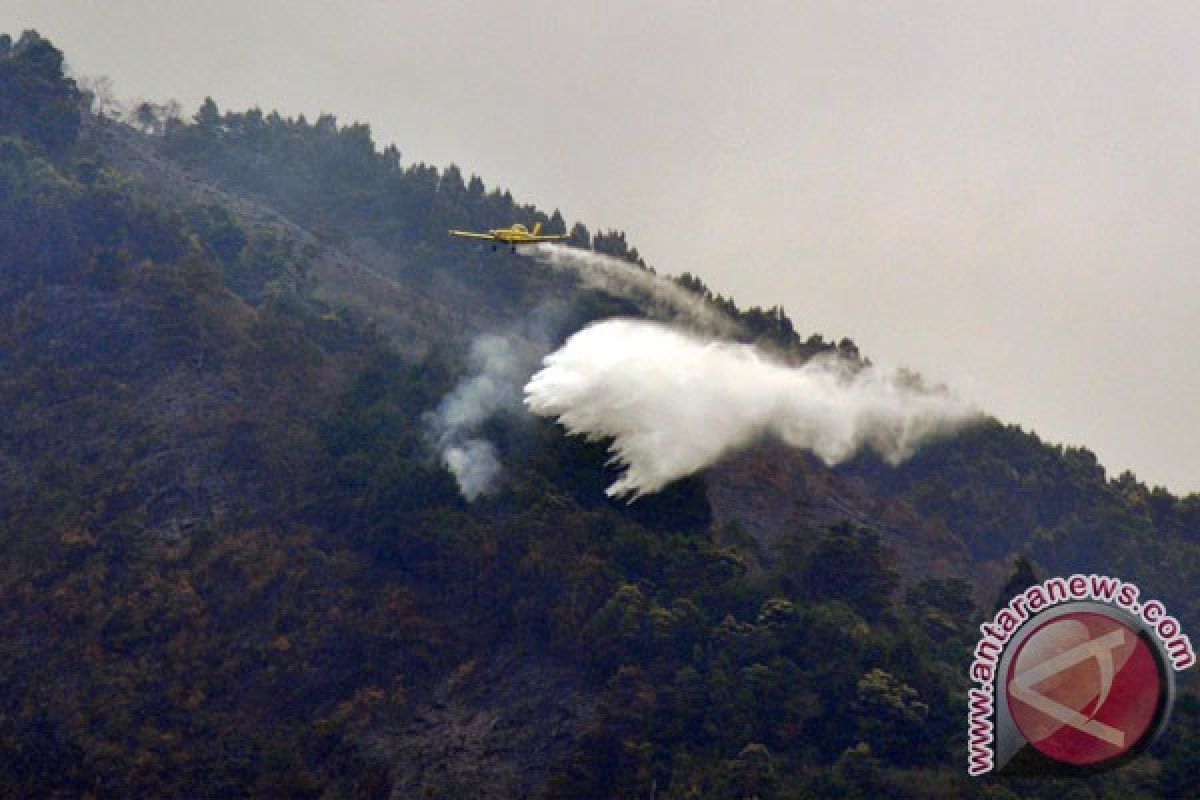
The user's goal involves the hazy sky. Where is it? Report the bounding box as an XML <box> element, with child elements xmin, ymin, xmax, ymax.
<box><xmin>8</xmin><ymin>1</ymin><xmax>1198</xmax><ymax>493</ymax></box>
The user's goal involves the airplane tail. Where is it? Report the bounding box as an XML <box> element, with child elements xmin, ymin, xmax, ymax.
<box><xmin>531</xmin><ymin>222</ymin><xmax>542</xmax><ymax>236</ymax></box>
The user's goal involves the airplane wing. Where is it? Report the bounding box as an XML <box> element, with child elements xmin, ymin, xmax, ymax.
<box><xmin>449</xmin><ymin>230</ymin><xmax>497</xmax><ymax>240</ymax></box>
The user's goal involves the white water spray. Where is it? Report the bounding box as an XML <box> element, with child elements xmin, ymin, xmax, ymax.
<box><xmin>525</xmin><ymin>318</ymin><xmax>981</xmax><ymax>500</ymax></box>
<box><xmin>524</xmin><ymin>243</ymin><xmax>738</xmax><ymax>335</ymax></box>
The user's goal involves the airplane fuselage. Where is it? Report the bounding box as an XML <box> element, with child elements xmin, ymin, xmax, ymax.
<box><xmin>448</xmin><ymin>222</ymin><xmax>569</xmax><ymax>248</ymax></box>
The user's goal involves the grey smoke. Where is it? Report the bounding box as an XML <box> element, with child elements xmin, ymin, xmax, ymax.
<box><xmin>525</xmin><ymin>318</ymin><xmax>982</xmax><ymax>500</ymax></box>
<box><xmin>423</xmin><ymin>300</ymin><xmax>571</xmax><ymax>501</ymax></box>
<box><xmin>440</xmin><ymin>439</ymin><xmax>502</xmax><ymax>502</ymax></box>
<box><xmin>423</xmin><ymin>334</ymin><xmax>527</xmax><ymax>501</ymax></box>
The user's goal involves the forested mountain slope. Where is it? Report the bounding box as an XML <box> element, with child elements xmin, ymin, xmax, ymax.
<box><xmin>0</xmin><ymin>31</ymin><xmax>1195</xmax><ymax>799</ymax></box>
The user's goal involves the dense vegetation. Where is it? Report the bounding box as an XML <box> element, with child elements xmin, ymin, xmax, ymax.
<box><xmin>0</xmin><ymin>31</ymin><xmax>1195</xmax><ymax>798</ymax></box>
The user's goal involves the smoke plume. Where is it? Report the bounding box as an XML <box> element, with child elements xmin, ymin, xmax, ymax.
<box><xmin>422</xmin><ymin>299</ymin><xmax>572</xmax><ymax>500</ymax></box>
<box><xmin>423</xmin><ymin>334</ymin><xmax>527</xmax><ymax>500</ymax></box>
<box><xmin>525</xmin><ymin>318</ymin><xmax>981</xmax><ymax>500</ymax></box>
<box><xmin>524</xmin><ymin>244</ymin><xmax>738</xmax><ymax>335</ymax></box>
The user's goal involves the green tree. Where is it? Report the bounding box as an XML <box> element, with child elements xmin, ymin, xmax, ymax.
<box><xmin>0</xmin><ymin>31</ymin><xmax>83</xmax><ymax>154</ymax></box>
<box><xmin>801</xmin><ymin>524</ymin><xmax>899</xmax><ymax>620</ymax></box>
<box><xmin>995</xmin><ymin>554</ymin><xmax>1038</xmax><ymax>611</ymax></box>
<box><xmin>853</xmin><ymin>668</ymin><xmax>930</xmax><ymax>765</ymax></box>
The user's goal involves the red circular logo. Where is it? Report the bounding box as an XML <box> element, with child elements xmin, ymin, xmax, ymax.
<box><xmin>1005</xmin><ymin>611</ymin><xmax>1163</xmax><ymax>766</ymax></box>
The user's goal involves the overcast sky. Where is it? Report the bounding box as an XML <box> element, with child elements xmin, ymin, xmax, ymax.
<box><xmin>8</xmin><ymin>1</ymin><xmax>1198</xmax><ymax>494</ymax></box>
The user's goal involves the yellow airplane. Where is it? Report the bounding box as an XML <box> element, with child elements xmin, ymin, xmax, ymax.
<box><xmin>448</xmin><ymin>222</ymin><xmax>569</xmax><ymax>250</ymax></box>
